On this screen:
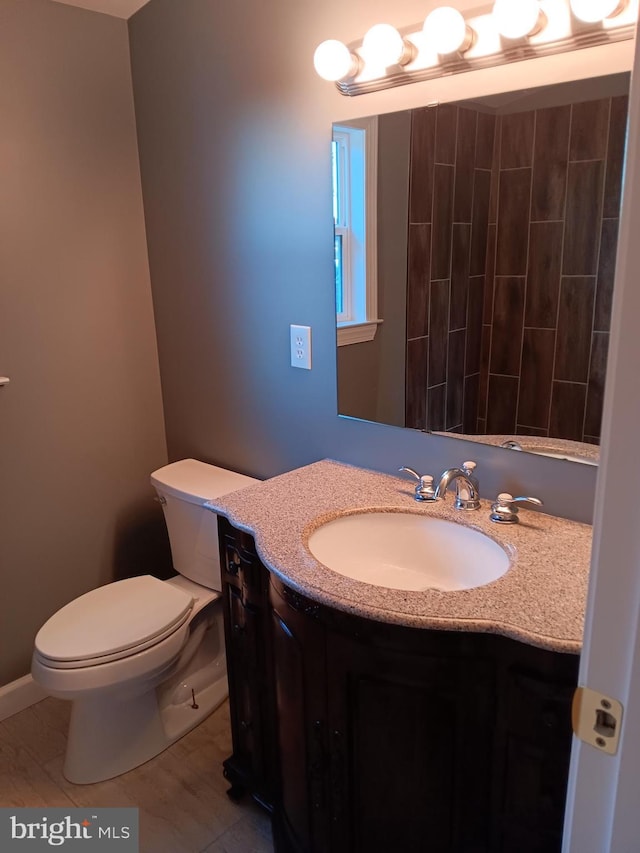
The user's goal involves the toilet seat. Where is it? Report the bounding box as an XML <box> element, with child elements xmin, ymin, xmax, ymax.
<box><xmin>34</xmin><ymin>576</ymin><xmax>194</xmax><ymax>670</ymax></box>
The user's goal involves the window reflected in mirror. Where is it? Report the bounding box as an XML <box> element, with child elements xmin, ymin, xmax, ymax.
<box><xmin>333</xmin><ymin>117</ymin><xmax>383</xmax><ymax>346</ymax></box>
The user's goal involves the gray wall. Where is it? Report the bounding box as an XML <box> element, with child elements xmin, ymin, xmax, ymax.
<box><xmin>128</xmin><ymin>0</ymin><xmax>598</xmax><ymax>527</ymax></box>
<box><xmin>0</xmin><ymin>0</ymin><xmax>168</xmax><ymax>685</ymax></box>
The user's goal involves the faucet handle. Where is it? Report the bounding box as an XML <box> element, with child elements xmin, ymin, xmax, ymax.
<box><xmin>454</xmin><ymin>461</ymin><xmax>480</xmax><ymax>510</ymax></box>
<box><xmin>490</xmin><ymin>493</ymin><xmax>543</xmax><ymax>524</ymax></box>
<box><xmin>398</xmin><ymin>467</ymin><xmax>438</xmax><ymax>502</ymax></box>
<box><xmin>461</xmin><ymin>460</ymin><xmax>478</xmax><ymax>490</ymax></box>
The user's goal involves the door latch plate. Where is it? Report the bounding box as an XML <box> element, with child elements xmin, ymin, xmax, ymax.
<box><xmin>572</xmin><ymin>686</ymin><xmax>623</xmax><ymax>755</ymax></box>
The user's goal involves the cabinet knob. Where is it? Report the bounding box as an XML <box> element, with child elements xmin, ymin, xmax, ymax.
<box><xmin>240</xmin><ymin>719</ymin><xmax>252</xmax><ymax>731</ymax></box>
<box><xmin>232</xmin><ymin>623</ymin><xmax>245</xmax><ymax>636</ymax></box>
<box><xmin>227</xmin><ymin>552</ymin><xmax>241</xmax><ymax>575</ymax></box>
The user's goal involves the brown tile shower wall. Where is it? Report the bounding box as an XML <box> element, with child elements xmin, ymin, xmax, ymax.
<box><xmin>406</xmin><ymin>95</ymin><xmax>628</xmax><ymax>443</ymax></box>
<box><xmin>480</xmin><ymin>95</ymin><xmax>627</xmax><ymax>441</ymax></box>
<box><xmin>406</xmin><ymin>105</ymin><xmax>496</xmax><ymax>432</ymax></box>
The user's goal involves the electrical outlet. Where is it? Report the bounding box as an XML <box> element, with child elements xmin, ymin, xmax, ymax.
<box><xmin>290</xmin><ymin>324</ymin><xmax>312</xmax><ymax>370</ymax></box>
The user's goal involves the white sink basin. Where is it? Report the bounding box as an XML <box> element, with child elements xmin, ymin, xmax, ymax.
<box><xmin>307</xmin><ymin>512</ymin><xmax>510</xmax><ymax>592</ymax></box>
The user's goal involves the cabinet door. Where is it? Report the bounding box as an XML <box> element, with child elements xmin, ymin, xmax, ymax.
<box><xmin>496</xmin><ymin>667</ymin><xmax>576</xmax><ymax>852</ymax></box>
<box><xmin>270</xmin><ymin>584</ymin><xmax>329</xmax><ymax>853</ymax></box>
<box><xmin>227</xmin><ymin>589</ymin><xmax>268</xmax><ymax>772</ymax></box>
<box><xmin>220</xmin><ymin>520</ymin><xmax>276</xmax><ymax>809</ymax></box>
<box><xmin>325</xmin><ymin>631</ymin><xmax>494</xmax><ymax>853</ymax></box>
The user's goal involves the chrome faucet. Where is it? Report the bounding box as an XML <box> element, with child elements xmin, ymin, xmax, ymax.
<box><xmin>398</xmin><ymin>467</ymin><xmax>438</xmax><ymax>502</ymax></box>
<box><xmin>434</xmin><ymin>461</ymin><xmax>480</xmax><ymax>510</ymax></box>
<box><xmin>489</xmin><ymin>493</ymin><xmax>543</xmax><ymax>524</ymax></box>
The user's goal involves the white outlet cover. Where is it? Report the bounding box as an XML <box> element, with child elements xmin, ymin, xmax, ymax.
<box><xmin>290</xmin><ymin>324</ymin><xmax>312</xmax><ymax>370</ymax></box>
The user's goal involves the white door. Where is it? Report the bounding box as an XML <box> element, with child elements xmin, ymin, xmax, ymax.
<box><xmin>563</xmin><ymin>17</ymin><xmax>640</xmax><ymax>852</ymax></box>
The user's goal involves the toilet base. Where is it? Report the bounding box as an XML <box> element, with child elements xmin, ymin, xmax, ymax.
<box><xmin>62</xmin><ymin>609</ymin><xmax>228</xmax><ymax>784</ymax></box>
<box><xmin>63</xmin><ymin>667</ymin><xmax>228</xmax><ymax>784</ymax></box>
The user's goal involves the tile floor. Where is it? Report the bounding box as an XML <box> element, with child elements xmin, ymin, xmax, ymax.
<box><xmin>0</xmin><ymin>697</ymin><xmax>273</xmax><ymax>852</ymax></box>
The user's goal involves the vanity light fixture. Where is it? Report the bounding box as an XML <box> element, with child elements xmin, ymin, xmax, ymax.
<box><xmin>313</xmin><ymin>39</ymin><xmax>360</xmax><ymax>82</ymax></box>
<box><xmin>423</xmin><ymin>6</ymin><xmax>475</xmax><ymax>54</ymax></box>
<box><xmin>492</xmin><ymin>0</ymin><xmax>547</xmax><ymax>39</ymax></box>
<box><xmin>314</xmin><ymin>0</ymin><xmax>638</xmax><ymax>95</ymax></box>
<box><xmin>361</xmin><ymin>23</ymin><xmax>415</xmax><ymax>67</ymax></box>
<box><xmin>569</xmin><ymin>0</ymin><xmax>629</xmax><ymax>22</ymax></box>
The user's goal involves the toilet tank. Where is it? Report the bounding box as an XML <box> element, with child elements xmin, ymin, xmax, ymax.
<box><xmin>150</xmin><ymin>459</ymin><xmax>259</xmax><ymax>590</ymax></box>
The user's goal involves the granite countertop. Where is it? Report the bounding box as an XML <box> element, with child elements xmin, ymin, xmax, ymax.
<box><xmin>206</xmin><ymin>460</ymin><xmax>592</xmax><ymax>654</ymax></box>
<box><xmin>433</xmin><ymin>432</ymin><xmax>600</xmax><ymax>465</ymax></box>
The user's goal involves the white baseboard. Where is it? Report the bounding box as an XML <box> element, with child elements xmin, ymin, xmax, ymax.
<box><xmin>0</xmin><ymin>675</ymin><xmax>48</xmax><ymax>722</ymax></box>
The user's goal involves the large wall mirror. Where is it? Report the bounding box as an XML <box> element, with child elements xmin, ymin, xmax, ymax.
<box><xmin>335</xmin><ymin>73</ymin><xmax>630</xmax><ymax>466</ymax></box>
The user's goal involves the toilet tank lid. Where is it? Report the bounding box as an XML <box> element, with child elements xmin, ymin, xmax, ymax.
<box><xmin>150</xmin><ymin>459</ymin><xmax>259</xmax><ymax>505</ymax></box>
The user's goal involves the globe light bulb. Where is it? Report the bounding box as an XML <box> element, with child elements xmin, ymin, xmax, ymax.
<box><xmin>423</xmin><ymin>6</ymin><xmax>474</xmax><ymax>55</ymax></box>
<box><xmin>569</xmin><ymin>0</ymin><xmax>628</xmax><ymax>23</ymax></box>
<box><xmin>492</xmin><ymin>0</ymin><xmax>545</xmax><ymax>39</ymax></box>
<box><xmin>361</xmin><ymin>23</ymin><xmax>406</xmax><ymax>67</ymax></box>
<box><xmin>313</xmin><ymin>40</ymin><xmax>357</xmax><ymax>82</ymax></box>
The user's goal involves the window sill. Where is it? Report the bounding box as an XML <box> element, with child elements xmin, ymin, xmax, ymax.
<box><xmin>337</xmin><ymin>320</ymin><xmax>383</xmax><ymax>347</ymax></box>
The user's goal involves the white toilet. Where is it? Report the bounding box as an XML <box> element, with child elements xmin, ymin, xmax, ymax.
<box><xmin>31</xmin><ymin>459</ymin><xmax>257</xmax><ymax>784</ymax></box>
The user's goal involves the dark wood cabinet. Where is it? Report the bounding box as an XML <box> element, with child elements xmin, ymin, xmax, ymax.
<box><xmin>219</xmin><ymin>517</ymin><xmax>579</xmax><ymax>852</ymax></box>
<box><xmin>494</xmin><ymin>659</ymin><xmax>578</xmax><ymax>851</ymax></box>
<box><xmin>219</xmin><ymin>519</ymin><xmax>277</xmax><ymax>811</ymax></box>
<box><xmin>270</xmin><ymin>585</ymin><xmax>329</xmax><ymax>853</ymax></box>
<box><xmin>321</xmin><ymin>624</ymin><xmax>495</xmax><ymax>853</ymax></box>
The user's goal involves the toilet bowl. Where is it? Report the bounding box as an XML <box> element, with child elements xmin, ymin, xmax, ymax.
<box><xmin>31</xmin><ymin>459</ymin><xmax>258</xmax><ymax>784</ymax></box>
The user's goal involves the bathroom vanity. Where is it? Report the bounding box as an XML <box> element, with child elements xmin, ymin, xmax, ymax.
<box><xmin>209</xmin><ymin>461</ymin><xmax>591</xmax><ymax>853</ymax></box>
